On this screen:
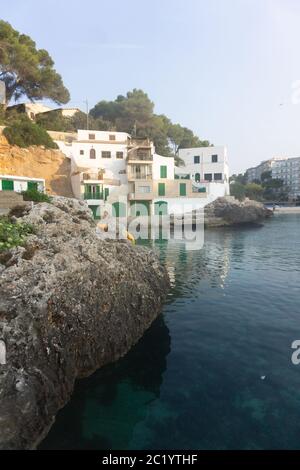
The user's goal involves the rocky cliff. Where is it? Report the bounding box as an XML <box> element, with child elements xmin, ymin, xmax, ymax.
<box><xmin>0</xmin><ymin>134</ymin><xmax>73</xmax><ymax>197</ymax></box>
<box><xmin>0</xmin><ymin>197</ymin><xmax>169</xmax><ymax>449</ymax></box>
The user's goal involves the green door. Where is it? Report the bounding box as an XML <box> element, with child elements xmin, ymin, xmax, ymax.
<box><xmin>88</xmin><ymin>205</ymin><xmax>99</xmax><ymax>219</ymax></box>
<box><xmin>158</xmin><ymin>183</ymin><xmax>165</xmax><ymax>196</ymax></box>
<box><xmin>112</xmin><ymin>202</ymin><xmax>127</xmax><ymax>217</ymax></box>
<box><xmin>160</xmin><ymin>165</ymin><xmax>167</xmax><ymax>178</ymax></box>
<box><xmin>130</xmin><ymin>201</ymin><xmax>150</xmax><ymax>217</ymax></box>
<box><xmin>180</xmin><ymin>183</ymin><xmax>186</xmax><ymax>196</ymax></box>
<box><xmin>2</xmin><ymin>180</ymin><xmax>14</xmax><ymax>191</ymax></box>
<box><xmin>28</xmin><ymin>181</ymin><xmax>38</xmax><ymax>191</ymax></box>
<box><xmin>155</xmin><ymin>201</ymin><xmax>168</xmax><ymax>215</ymax></box>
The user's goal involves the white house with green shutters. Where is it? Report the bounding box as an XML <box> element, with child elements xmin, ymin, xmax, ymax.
<box><xmin>55</xmin><ymin>130</ymin><xmax>230</xmax><ymax>218</ymax></box>
<box><xmin>0</xmin><ymin>175</ymin><xmax>45</xmax><ymax>193</ymax></box>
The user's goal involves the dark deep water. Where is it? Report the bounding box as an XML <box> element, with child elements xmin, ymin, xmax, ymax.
<box><xmin>40</xmin><ymin>214</ymin><xmax>300</xmax><ymax>450</ymax></box>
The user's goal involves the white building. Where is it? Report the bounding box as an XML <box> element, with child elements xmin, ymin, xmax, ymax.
<box><xmin>271</xmin><ymin>157</ymin><xmax>300</xmax><ymax>198</ymax></box>
<box><xmin>55</xmin><ymin>131</ymin><xmax>229</xmax><ymax>218</ymax></box>
<box><xmin>0</xmin><ymin>175</ymin><xmax>45</xmax><ymax>193</ymax></box>
<box><xmin>176</xmin><ymin>146</ymin><xmax>230</xmax><ymax>202</ymax></box>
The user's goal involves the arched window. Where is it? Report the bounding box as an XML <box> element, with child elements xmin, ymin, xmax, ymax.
<box><xmin>90</xmin><ymin>148</ymin><xmax>96</xmax><ymax>159</ymax></box>
<box><xmin>195</xmin><ymin>173</ymin><xmax>200</xmax><ymax>182</ymax></box>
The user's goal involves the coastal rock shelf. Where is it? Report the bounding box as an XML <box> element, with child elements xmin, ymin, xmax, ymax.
<box><xmin>0</xmin><ymin>197</ymin><xmax>169</xmax><ymax>449</ymax></box>
<box><xmin>204</xmin><ymin>197</ymin><xmax>273</xmax><ymax>227</ymax></box>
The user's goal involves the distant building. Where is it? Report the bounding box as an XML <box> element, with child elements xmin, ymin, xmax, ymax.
<box><xmin>6</xmin><ymin>103</ymin><xmax>81</xmax><ymax>121</ymax></box>
<box><xmin>271</xmin><ymin>157</ymin><xmax>300</xmax><ymax>198</ymax></box>
<box><xmin>245</xmin><ymin>158</ymin><xmax>287</xmax><ymax>182</ymax></box>
<box><xmin>246</xmin><ymin>156</ymin><xmax>300</xmax><ymax>199</ymax></box>
<box><xmin>7</xmin><ymin>103</ymin><xmax>52</xmax><ymax>120</ymax></box>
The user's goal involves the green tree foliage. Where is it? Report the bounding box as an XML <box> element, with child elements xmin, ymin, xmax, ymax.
<box><xmin>36</xmin><ymin>110</ymin><xmax>108</xmax><ymax>133</ymax></box>
<box><xmin>230</xmin><ymin>182</ymin><xmax>246</xmax><ymax>201</ymax></box>
<box><xmin>90</xmin><ymin>89</ymin><xmax>209</xmax><ymax>156</ymax></box>
<box><xmin>230</xmin><ymin>173</ymin><xmax>247</xmax><ymax>185</ymax></box>
<box><xmin>3</xmin><ymin>114</ymin><xmax>57</xmax><ymax>148</ymax></box>
<box><xmin>0</xmin><ymin>20</ymin><xmax>70</xmax><ymax>105</ymax></box>
<box><xmin>244</xmin><ymin>182</ymin><xmax>264</xmax><ymax>201</ymax></box>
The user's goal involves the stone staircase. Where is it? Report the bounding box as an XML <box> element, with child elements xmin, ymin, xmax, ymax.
<box><xmin>0</xmin><ymin>191</ymin><xmax>26</xmax><ymax>215</ymax></box>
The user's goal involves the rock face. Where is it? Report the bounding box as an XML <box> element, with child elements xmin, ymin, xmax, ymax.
<box><xmin>0</xmin><ymin>197</ymin><xmax>169</xmax><ymax>449</ymax></box>
<box><xmin>0</xmin><ymin>133</ymin><xmax>74</xmax><ymax>197</ymax></box>
<box><xmin>204</xmin><ymin>196</ymin><xmax>273</xmax><ymax>227</ymax></box>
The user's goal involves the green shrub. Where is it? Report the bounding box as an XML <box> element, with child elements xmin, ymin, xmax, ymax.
<box><xmin>21</xmin><ymin>188</ymin><xmax>51</xmax><ymax>203</ymax></box>
<box><xmin>3</xmin><ymin>115</ymin><xmax>58</xmax><ymax>149</ymax></box>
<box><xmin>0</xmin><ymin>216</ymin><xmax>35</xmax><ymax>252</ymax></box>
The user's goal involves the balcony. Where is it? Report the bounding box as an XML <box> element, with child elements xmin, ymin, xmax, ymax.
<box><xmin>84</xmin><ymin>192</ymin><xmax>103</xmax><ymax>200</ymax></box>
<box><xmin>81</xmin><ymin>172</ymin><xmax>120</xmax><ymax>186</ymax></box>
<box><xmin>127</xmin><ymin>172</ymin><xmax>153</xmax><ymax>181</ymax></box>
<box><xmin>127</xmin><ymin>150</ymin><xmax>153</xmax><ymax>162</ymax></box>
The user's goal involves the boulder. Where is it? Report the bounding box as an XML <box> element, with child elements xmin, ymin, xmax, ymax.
<box><xmin>0</xmin><ymin>197</ymin><xmax>169</xmax><ymax>449</ymax></box>
<box><xmin>204</xmin><ymin>197</ymin><xmax>273</xmax><ymax>227</ymax></box>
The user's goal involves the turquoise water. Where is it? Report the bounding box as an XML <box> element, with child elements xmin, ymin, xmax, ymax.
<box><xmin>40</xmin><ymin>215</ymin><xmax>300</xmax><ymax>450</ymax></box>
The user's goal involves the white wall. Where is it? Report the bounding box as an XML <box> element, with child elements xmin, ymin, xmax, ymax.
<box><xmin>178</xmin><ymin>146</ymin><xmax>229</xmax><ymax>183</ymax></box>
<box><xmin>77</xmin><ymin>130</ymin><xmax>130</xmax><ymax>142</ymax></box>
<box><xmin>152</xmin><ymin>154</ymin><xmax>175</xmax><ymax>180</ymax></box>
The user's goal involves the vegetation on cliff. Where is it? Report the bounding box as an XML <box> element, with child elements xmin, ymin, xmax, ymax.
<box><xmin>3</xmin><ymin>114</ymin><xmax>58</xmax><ymax>149</ymax></box>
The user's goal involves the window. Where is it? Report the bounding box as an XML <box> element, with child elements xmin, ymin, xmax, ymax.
<box><xmin>195</xmin><ymin>173</ymin><xmax>200</xmax><ymax>182</ymax></box>
<box><xmin>158</xmin><ymin>183</ymin><xmax>165</xmax><ymax>196</ymax></box>
<box><xmin>139</xmin><ymin>186</ymin><xmax>151</xmax><ymax>193</ymax></box>
<box><xmin>214</xmin><ymin>173</ymin><xmax>223</xmax><ymax>181</ymax></box>
<box><xmin>212</xmin><ymin>154</ymin><xmax>218</xmax><ymax>163</ymax></box>
<box><xmin>80</xmin><ymin>150</ymin><xmax>84</xmax><ymax>155</ymax></box>
<box><xmin>180</xmin><ymin>183</ymin><xmax>186</xmax><ymax>196</ymax></box>
<box><xmin>89</xmin><ymin>133</ymin><xmax>95</xmax><ymax>140</ymax></box>
<box><xmin>116</xmin><ymin>151</ymin><xmax>124</xmax><ymax>159</ymax></box>
<box><xmin>204</xmin><ymin>173</ymin><xmax>212</xmax><ymax>182</ymax></box>
<box><xmin>102</xmin><ymin>151</ymin><xmax>111</xmax><ymax>158</ymax></box>
<box><xmin>1</xmin><ymin>180</ymin><xmax>14</xmax><ymax>191</ymax></box>
<box><xmin>90</xmin><ymin>148</ymin><xmax>96</xmax><ymax>159</ymax></box>
<box><xmin>109</xmin><ymin>134</ymin><xmax>116</xmax><ymax>141</ymax></box>
<box><xmin>194</xmin><ymin>156</ymin><xmax>200</xmax><ymax>164</ymax></box>
<box><xmin>160</xmin><ymin>165</ymin><xmax>167</xmax><ymax>178</ymax></box>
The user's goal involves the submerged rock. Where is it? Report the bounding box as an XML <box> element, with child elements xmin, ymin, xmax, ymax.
<box><xmin>0</xmin><ymin>197</ymin><xmax>169</xmax><ymax>449</ymax></box>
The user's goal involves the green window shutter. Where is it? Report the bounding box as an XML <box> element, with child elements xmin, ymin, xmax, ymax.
<box><xmin>104</xmin><ymin>188</ymin><xmax>109</xmax><ymax>201</ymax></box>
<box><xmin>158</xmin><ymin>183</ymin><xmax>165</xmax><ymax>196</ymax></box>
<box><xmin>2</xmin><ymin>180</ymin><xmax>14</xmax><ymax>191</ymax></box>
<box><xmin>160</xmin><ymin>165</ymin><xmax>167</xmax><ymax>178</ymax></box>
<box><xmin>28</xmin><ymin>181</ymin><xmax>38</xmax><ymax>191</ymax></box>
<box><xmin>180</xmin><ymin>183</ymin><xmax>186</xmax><ymax>196</ymax></box>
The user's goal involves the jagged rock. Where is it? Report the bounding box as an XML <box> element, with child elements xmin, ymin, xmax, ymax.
<box><xmin>204</xmin><ymin>196</ymin><xmax>273</xmax><ymax>227</ymax></box>
<box><xmin>0</xmin><ymin>197</ymin><xmax>169</xmax><ymax>449</ymax></box>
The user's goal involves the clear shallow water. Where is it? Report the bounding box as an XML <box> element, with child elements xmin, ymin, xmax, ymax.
<box><xmin>40</xmin><ymin>215</ymin><xmax>300</xmax><ymax>450</ymax></box>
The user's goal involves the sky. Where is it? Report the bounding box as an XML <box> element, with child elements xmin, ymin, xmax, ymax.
<box><xmin>2</xmin><ymin>0</ymin><xmax>300</xmax><ymax>174</ymax></box>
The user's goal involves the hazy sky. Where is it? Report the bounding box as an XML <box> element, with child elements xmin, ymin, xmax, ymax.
<box><xmin>2</xmin><ymin>0</ymin><xmax>300</xmax><ymax>173</ymax></box>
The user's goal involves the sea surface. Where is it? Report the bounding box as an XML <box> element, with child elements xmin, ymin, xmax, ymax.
<box><xmin>40</xmin><ymin>214</ymin><xmax>300</xmax><ymax>450</ymax></box>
